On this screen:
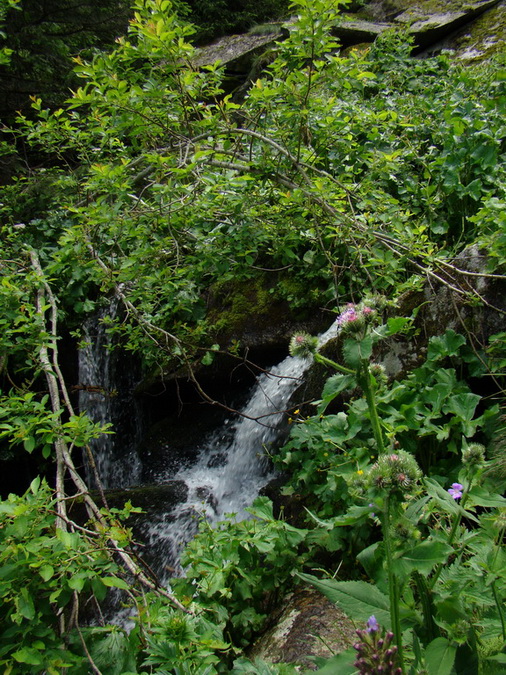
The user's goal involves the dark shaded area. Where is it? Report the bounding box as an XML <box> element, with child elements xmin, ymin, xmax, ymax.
<box><xmin>0</xmin><ymin>0</ymin><xmax>133</xmax><ymax>118</ymax></box>
<box><xmin>185</xmin><ymin>0</ymin><xmax>290</xmax><ymax>44</ymax></box>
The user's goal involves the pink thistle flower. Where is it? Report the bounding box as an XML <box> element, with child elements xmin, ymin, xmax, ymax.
<box><xmin>338</xmin><ymin>304</ymin><xmax>358</xmax><ymax>326</ymax></box>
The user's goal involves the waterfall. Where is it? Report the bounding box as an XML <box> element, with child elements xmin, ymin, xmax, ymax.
<box><xmin>78</xmin><ymin>301</ymin><xmax>142</xmax><ymax>489</ymax></box>
<box><xmin>145</xmin><ymin>320</ymin><xmax>339</xmax><ymax>578</ymax></box>
<box><xmin>79</xmin><ymin>308</ymin><xmax>338</xmax><ymax>581</ymax></box>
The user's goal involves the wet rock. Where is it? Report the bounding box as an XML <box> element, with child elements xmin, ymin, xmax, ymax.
<box><xmin>193</xmin><ymin>31</ymin><xmax>283</xmax><ymax>72</ymax></box>
<box><xmin>331</xmin><ymin>18</ymin><xmax>391</xmax><ymax>46</ymax></box>
<box><xmin>395</xmin><ymin>0</ymin><xmax>500</xmax><ymax>49</ymax></box>
<box><xmin>249</xmin><ymin>587</ymin><xmax>356</xmax><ymax>670</ymax></box>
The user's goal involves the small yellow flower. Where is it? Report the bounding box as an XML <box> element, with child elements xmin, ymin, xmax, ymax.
<box><xmin>357</xmin><ymin>469</ymin><xmax>364</xmax><ymax>475</ymax></box>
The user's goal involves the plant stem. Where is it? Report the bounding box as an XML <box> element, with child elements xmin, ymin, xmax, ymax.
<box><xmin>314</xmin><ymin>352</ymin><xmax>355</xmax><ymax>375</ymax></box>
<box><xmin>359</xmin><ymin>363</ymin><xmax>386</xmax><ymax>455</ymax></box>
<box><xmin>383</xmin><ymin>494</ymin><xmax>404</xmax><ymax>671</ymax></box>
<box><xmin>492</xmin><ymin>580</ymin><xmax>506</xmax><ymax>641</ymax></box>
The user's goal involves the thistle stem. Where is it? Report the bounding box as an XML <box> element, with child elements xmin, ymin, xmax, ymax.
<box><xmin>314</xmin><ymin>352</ymin><xmax>355</xmax><ymax>375</ymax></box>
<box><xmin>359</xmin><ymin>363</ymin><xmax>386</xmax><ymax>455</ymax></box>
<box><xmin>383</xmin><ymin>494</ymin><xmax>404</xmax><ymax>671</ymax></box>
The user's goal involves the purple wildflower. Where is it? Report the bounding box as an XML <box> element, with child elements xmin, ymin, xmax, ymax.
<box><xmin>448</xmin><ymin>482</ymin><xmax>463</xmax><ymax>500</ymax></box>
<box><xmin>367</xmin><ymin>615</ymin><xmax>380</xmax><ymax>633</ymax></box>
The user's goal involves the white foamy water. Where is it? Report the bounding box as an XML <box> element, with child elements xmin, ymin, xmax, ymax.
<box><xmin>145</xmin><ymin>321</ymin><xmax>339</xmax><ymax>577</ymax></box>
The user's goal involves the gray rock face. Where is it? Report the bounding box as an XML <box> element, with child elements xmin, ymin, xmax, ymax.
<box><xmin>193</xmin><ymin>31</ymin><xmax>282</xmax><ymax>70</ymax></box>
<box><xmin>192</xmin><ymin>0</ymin><xmax>503</xmax><ymax>97</ymax></box>
<box><xmin>249</xmin><ymin>587</ymin><xmax>356</xmax><ymax>669</ymax></box>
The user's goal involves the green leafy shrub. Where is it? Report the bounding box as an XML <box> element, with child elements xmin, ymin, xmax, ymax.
<box><xmin>173</xmin><ymin>497</ymin><xmax>308</xmax><ymax>646</ymax></box>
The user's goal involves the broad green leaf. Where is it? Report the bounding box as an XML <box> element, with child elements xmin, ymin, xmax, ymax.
<box><xmin>12</xmin><ymin>647</ymin><xmax>43</xmax><ymax>666</ymax></box>
<box><xmin>68</xmin><ymin>575</ymin><xmax>86</xmax><ymax>591</ymax></box>
<box><xmin>312</xmin><ymin>649</ymin><xmax>357</xmax><ymax>674</ymax></box>
<box><xmin>246</xmin><ymin>496</ymin><xmax>274</xmax><ymax>521</ymax></box>
<box><xmin>443</xmin><ymin>393</ymin><xmax>480</xmax><ymax>422</ymax></box>
<box><xmin>393</xmin><ymin>541</ymin><xmax>453</xmax><ymax>577</ymax></box>
<box><xmin>427</xmin><ymin>331</ymin><xmax>466</xmax><ymax>360</ymax></box>
<box><xmin>17</xmin><ymin>587</ymin><xmax>35</xmax><ymax>620</ymax></box>
<box><xmin>23</xmin><ymin>436</ymin><xmax>36</xmax><ymax>453</ymax></box>
<box><xmin>342</xmin><ymin>335</ymin><xmax>373</xmax><ymax>369</ymax></box>
<box><xmin>423</xmin><ymin>637</ymin><xmax>456</xmax><ymax>675</ymax></box>
<box><xmin>101</xmin><ymin>575</ymin><xmax>130</xmax><ymax>590</ymax></box>
<box><xmin>297</xmin><ymin>573</ymin><xmax>390</xmax><ymax>627</ymax></box>
<box><xmin>386</xmin><ymin>316</ymin><xmax>411</xmax><ymax>335</ymax></box>
<box><xmin>319</xmin><ymin>374</ymin><xmax>355</xmax><ymax>412</ymax></box>
<box><xmin>467</xmin><ymin>486</ymin><xmax>506</xmax><ymax>508</ymax></box>
<box><xmin>39</xmin><ymin>564</ymin><xmax>54</xmax><ymax>581</ymax></box>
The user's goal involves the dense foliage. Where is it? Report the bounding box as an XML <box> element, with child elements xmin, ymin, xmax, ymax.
<box><xmin>0</xmin><ymin>0</ymin><xmax>505</xmax><ymax>671</ymax></box>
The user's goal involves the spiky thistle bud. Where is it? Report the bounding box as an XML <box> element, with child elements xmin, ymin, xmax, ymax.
<box><xmin>289</xmin><ymin>332</ymin><xmax>318</xmax><ymax>359</ymax></box>
<box><xmin>462</xmin><ymin>442</ymin><xmax>486</xmax><ymax>467</ymax></box>
<box><xmin>368</xmin><ymin>450</ymin><xmax>422</xmax><ymax>496</ymax></box>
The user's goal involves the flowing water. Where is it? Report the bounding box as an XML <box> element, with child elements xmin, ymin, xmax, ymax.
<box><xmin>78</xmin><ymin>301</ymin><xmax>142</xmax><ymax>489</ymax></box>
<box><xmin>79</xmin><ymin>314</ymin><xmax>338</xmax><ymax>578</ymax></box>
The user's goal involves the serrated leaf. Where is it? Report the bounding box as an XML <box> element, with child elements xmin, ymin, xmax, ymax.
<box><xmin>393</xmin><ymin>541</ymin><xmax>453</xmax><ymax>577</ymax></box>
<box><xmin>297</xmin><ymin>573</ymin><xmax>390</xmax><ymax>627</ymax></box>
<box><xmin>246</xmin><ymin>496</ymin><xmax>274</xmax><ymax>521</ymax></box>
<box><xmin>427</xmin><ymin>331</ymin><xmax>466</xmax><ymax>360</ymax></box>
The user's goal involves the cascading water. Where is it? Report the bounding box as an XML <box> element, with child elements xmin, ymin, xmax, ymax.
<box><xmin>79</xmin><ymin>307</ymin><xmax>338</xmax><ymax>582</ymax></box>
<box><xmin>144</xmin><ymin>320</ymin><xmax>339</xmax><ymax>579</ymax></box>
<box><xmin>78</xmin><ymin>301</ymin><xmax>142</xmax><ymax>489</ymax></box>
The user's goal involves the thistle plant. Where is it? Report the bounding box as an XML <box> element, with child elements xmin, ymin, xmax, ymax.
<box><xmin>290</xmin><ymin>298</ymin><xmax>415</xmax><ymax>670</ymax></box>
<box><xmin>290</xmin><ymin>297</ymin><xmax>389</xmax><ymax>453</ymax></box>
<box><xmin>365</xmin><ymin>450</ymin><xmax>422</xmax><ymax>670</ymax></box>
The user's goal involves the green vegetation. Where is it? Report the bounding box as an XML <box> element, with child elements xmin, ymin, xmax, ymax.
<box><xmin>0</xmin><ymin>0</ymin><xmax>505</xmax><ymax>671</ymax></box>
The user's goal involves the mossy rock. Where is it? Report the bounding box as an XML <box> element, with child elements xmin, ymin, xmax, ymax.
<box><xmin>207</xmin><ymin>275</ymin><xmax>326</xmax><ymax>350</ymax></box>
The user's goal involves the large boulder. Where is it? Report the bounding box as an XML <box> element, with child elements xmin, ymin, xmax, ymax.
<box><xmin>249</xmin><ymin>586</ymin><xmax>356</xmax><ymax>670</ymax></box>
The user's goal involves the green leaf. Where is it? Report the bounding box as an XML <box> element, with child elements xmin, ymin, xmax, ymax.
<box><xmin>246</xmin><ymin>496</ymin><xmax>274</xmax><ymax>521</ymax></box>
<box><xmin>17</xmin><ymin>587</ymin><xmax>36</xmax><ymax>620</ymax></box>
<box><xmin>319</xmin><ymin>374</ymin><xmax>356</xmax><ymax>412</ymax></box>
<box><xmin>23</xmin><ymin>436</ymin><xmax>36</xmax><ymax>453</ymax></box>
<box><xmin>296</xmin><ymin>573</ymin><xmax>391</xmax><ymax>627</ymax></box>
<box><xmin>467</xmin><ymin>486</ymin><xmax>506</xmax><ymax>508</ymax></box>
<box><xmin>427</xmin><ymin>331</ymin><xmax>466</xmax><ymax>360</ymax></box>
<box><xmin>29</xmin><ymin>476</ymin><xmax>41</xmax><ymax>494</ymax></box>
<box><xmin>101</xmin><ymin>576</ymin><xmax>130</xmax><ymax>590</ymax></box>
<box><xmin>68</xmin><ymin>575</ymin><xmax>86</xmax><ymax>591</ymax></box>
<box><xmin>342</xmin><ymin>335</ymin><xmax>373</xmax><ymax>369</ymax></box>
<box><xmin>386</xmin><ymin>316</ymin><xmax>411</xmax><ymax>335</ymax></box>
<box><xmin>443</xmin><ymin>393</ymin><xmax>480</xmax><ymax>422</ymax></box>
<box><xmin>39</xmin><ymin>564</ymin><xmax>54</xmax><ymax>581</ymax></box>
<box><xmin>312</xmin><ymin>649</ymin><xmax>357</xmax><ymax>674</ymax></box>
<box><xmin>393</xmin><ymin>541</ymin><xmax>453</xmax><ymax>577</ymax></box>
<box><xmin>423</xmin><ymin>637</ymin><xmax>456</xmax><ymax>675</ymax></box>
<box><xmin>12</xmin><ymin>647</ymin><xmax>43</xmax><ymax>665</ymax></box>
